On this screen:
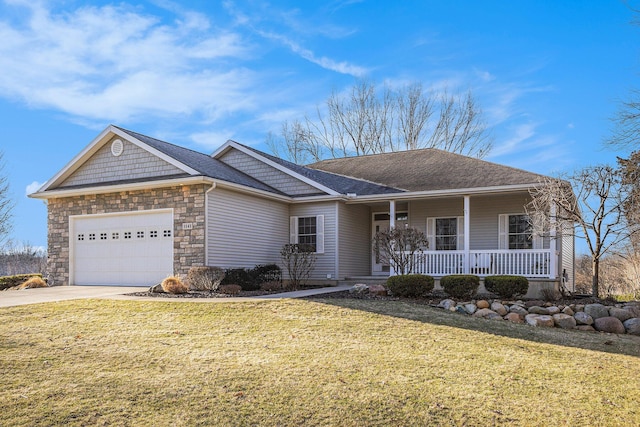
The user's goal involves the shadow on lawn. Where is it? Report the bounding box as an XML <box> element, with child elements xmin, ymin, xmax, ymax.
<box><xmin>304</xmin><ymin>295</ymin><xmax>640</xmax><ymax>358</ymax></box>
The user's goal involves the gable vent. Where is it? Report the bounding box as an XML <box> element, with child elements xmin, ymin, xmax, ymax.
<box><xmin>111</xmin><ymin>139</ymin><xmax>124</xmax><ymax>157</ymax></box>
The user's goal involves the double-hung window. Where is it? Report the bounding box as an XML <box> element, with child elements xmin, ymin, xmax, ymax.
<box><xmin>426</xmin><ymin>217</ymin><xmax>464</xmax><ymax>250</ymax></box>
<box><xmin>499</xmin><ymin>214</ymin><xmax>541</xmax><ymax>249</ymax></box>
<box><xmin>290</xmin><ymin>215</ymin><xmax>324</xmax><ymax>253</ymax></box>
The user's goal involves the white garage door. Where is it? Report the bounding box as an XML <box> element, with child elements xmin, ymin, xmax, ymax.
<box><xmin>71</xmin><ymin>210</ymin><xmax>174</xmax><ymax>286</ymax></box>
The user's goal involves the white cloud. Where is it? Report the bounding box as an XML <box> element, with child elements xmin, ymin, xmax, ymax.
<box><xmin>0</xmin><ymin>2</ymin><xmax>254</xmax><ymax>123</ymax></box>
<box><xmin>25</xmin><ymin>181</ymin><xmax>43</xmax><ymax>196</ymax></box>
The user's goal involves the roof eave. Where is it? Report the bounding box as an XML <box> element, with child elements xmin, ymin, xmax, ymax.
<box><xmin>344</xmin><ymin>183</ymin><xmax>538</xmax><ymax>203</ymax></box>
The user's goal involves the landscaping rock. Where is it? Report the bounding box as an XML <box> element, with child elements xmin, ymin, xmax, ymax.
<box><xmin>149</xmin><ymin>283</ymin><xmax>165</xmax><ymax>293</ymax></box>
<box><xmin>585</xmin><ymin>303</ymin><xmax>610</xmax><ymax>320</ymax></box>
<box><xmin>508</xmin><ymin>305</ymin><xmax>528</xmax><ymax>317</ymax></box>
<box><xmin>455</xmin><ymin>306</ymin><xmax>468</xmax><ymax>315</ymax></box>
<box><xmin>576</xmin><ymin>325</ymin><xmax>596</xmax><ymax>332</ymax></box>
<box><xmin>491</xmin><ymin>302</ymin><xmax>508</xmax><ymax>316</ymax></box>
<box><xmin>464</xmin><ymin>303</ymin><xmax>477</xmax><ymax>315</ymax></box>
<box><xmin>562</xmin><ymin>306</ymin><xmax>575</xmax><ymax>316</ymax></box>
<box><xmin>594</xmin><ymin>317</ymin><xmax>626</xmax><ymax>334</ymax></box>
<box><xmin>473</xmin><ymin>308</ymin><xmax>499</xmax><ymax>319</ymax></box>
<box><xmin>546</xmin><ymin>306</ymin><xmax>561</xmax><ymax>315</ymax></box>
<box><xmin>574</xmin><ymin>312</ymin><xmax>594</xmax><ymax>326</ymax></box>
<box><xmin>368</xmin><ymin>284</ymin><xmax>387</xmax><ymax>296</ymax></box>
<box><xmin>525</xmin><ymin>314</ymin><xmax>554</xmax><ymax>327</ymax></box>
<box><xmin>525</xmin><ymin>300</ymin><xmax>545</xmax><ymax>308</ymax></box>
<box><xmin>623</xmin><ymin>318</ymin><xmax>640</xmax><ymax>336</ymax></box>
<box><xmin>350</xmin><ymin>283</ymin><xmax>369</xmax><ymax>294</ymax></box>
<box><xmin>553</xmin><ymin>313</ymin><xmax>577</xmax><ymax>329</ymax></box>
<box><xmin>623</xmin><ymin>304</ymin><xmax>640</xmax><ymax>318</ymax></box>
<box><xmin>608</xmin><ymin>307</ymin><xmax>633</xmax><ymax>323</ymax></box>
<box><xmin>438</xmin><ymin>299</ymin><xmax>457</xmax><ymax>310</ymax></box>
<box><xmin>528</xmin><ymin>306</ymin><xmax>550</xmax><ymax>315</ymax></box>
<box><xmin>476</xmin><ymin>300</ymin><xmax>490</xmax><ymax>309</ymax></box>
<box><xmin>504</xmin><ymin>312</ymin><xmax>524</xmax><ymax>323</ymax></box>
<box><xmin>574</xmin><ymin>304</ymin><xmax>585</xmax><ymax>312</ymax></box>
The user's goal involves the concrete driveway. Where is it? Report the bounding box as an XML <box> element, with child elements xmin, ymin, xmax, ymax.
<box><xmin>0</xmin><ymin>284</ymin><xmax>353</xmax><ymax>308</ymax></box>
<box><xmin>0</xmin><ymin>285</ymin><xmax>145</xmax><ymax>308</ymax></box>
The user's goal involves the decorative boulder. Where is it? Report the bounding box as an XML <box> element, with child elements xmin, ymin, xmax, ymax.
<box><xmin>623</xmin><ymin>318</ymin><xmax>640</xmax><ymax>336</ymax></box>
<box><xmin>584</xmin><ymin>303</ymin><xmax>610</xmax><ymax>320</ymax></box>
<box><xmin>504</xmin><ymin>312</ymin><xmax>524</xmax><ymax>323</ymax></box>
<box><xmin>525</xmin><ymin>314</ymin><xmax>555</xmax><ymax>327</ymax></box>
<box><xmin>438</xmin><ymin>299</ymin><xmax>457</xmax><ymax>310</ymax></box>
<box><xmin>575</xmin><ymin>325</ymin><xmax>596</xmax><ymax>332</ymax></box>
<box><xmin>464</xmin><ymin>303</ymin><xmax>477</xmax><ymax>315</ymax></box>
<box><xmin>594</xmin><ymin>316</ymin><xmax>626</xmax><ymax>334</ymax></box>
<box><xmin>476</xmin><ymin>300</ymin><xmax>490</xmax><ymax>309</ymax></box>
<box><xmin>350</xmin><ymin>284</ymin><xmax>369</xmax><ymax>294</ymax></box>
<box><xmin>562</xmin><ymin>306</ymin><xmax>575</xmax><ymax>316</ymax></box>
<box><xmin>368</xmin><ymin>284</ymin><xmax>388</xmax><ymax>296</ymax></box>
<box><xmin>553</xmin><ymin>313</ymin><xmax>577</xmax><ymax>329</ymax></box>
<box><xmin>149</xmin><ymin>283</ymin><xmax>165</xmax><ymax>293</ymax></box>
<box><xmin>528</xmin><ymin>306</ymin><xmax>550</xmax><ymax>315</ymax></box>
<box><xmin>491</xmin><ymin>302</ymin><xmax>508</xmax><ymax>316</ymax></box>
<box><xmin>574</xmin><ymin>311</ymin><xmax>594</xmax><ymax>326</ymax></box>
<box><xmin>508</xmin><ymin>305</ymin><xmax>529</xmax><ymax>317</ymax></box>
<box><xmin>546</xmin><ymin>306</ymin><xmax>561</xmax><ymax>315</ymax></box>
<box><xmin>608</xmin><ymin>307</ymin><xmax>633</xmax><ymax>323</ymax></box>
<box><xmin>623</xmin><ymin>304</ymin><xmax>640</xmax><ymax>318</ymax></box>
<box><xmin>473</xmin><ymin>308</ymin><xmax>501</xmax><ymax>319</ymax></box>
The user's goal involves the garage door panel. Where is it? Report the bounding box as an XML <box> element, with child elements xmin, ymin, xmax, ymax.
<box><xmin>72</xmin><ymin>210</ymin><xmax>173</xmax><ymax>286</ymax></box>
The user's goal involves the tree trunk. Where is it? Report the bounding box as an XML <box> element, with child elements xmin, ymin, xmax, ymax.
<box><xmin>592</xmin><ymin>257</ymin><xmax>599</xmax><ymax>297</ymax></box>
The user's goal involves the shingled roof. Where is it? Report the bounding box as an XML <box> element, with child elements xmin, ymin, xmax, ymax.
<box><xmin>308</xmin><ymin>148</ymin><xmax>546</xmax><ymax>191</ymax></box>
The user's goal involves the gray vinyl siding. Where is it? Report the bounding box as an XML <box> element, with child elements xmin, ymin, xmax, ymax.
<box><xmin>408</xmin><ymin>193</ymin><xmax>540</xmax><ymax>250</ymax></box>
<box><xmin>337</xmin><ymin>203</ymin><xmax>371</xmax><ymax>278</ymax></box>
<box><xmin>219</xmin><ymin>149</ymin><xmax>322</xmax><ymax>196</ymax></box>
<box><xmin>59</xmin><ymin>137</ymin><xmax>183</xmax><ymax>188</ymax></box>
<box><xmin>207</xmin><ymin>187</ymin><xmax>289</xmax><ymax>268</ymax></box>
<box><xmin>289</xmin><ymin>202</ymin><xmax>337</xmax><ymax>280</ymax></box>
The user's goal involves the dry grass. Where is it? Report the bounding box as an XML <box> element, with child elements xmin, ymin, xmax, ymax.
<box><xmin>0</xmin><ymin>298</ymin><xmax>639</xmax><ymax>426</ymax></box>
<box><xmin>15</xmin><ymin>277</ymin><xmax>47</xmax><ymax>290</ymax></box>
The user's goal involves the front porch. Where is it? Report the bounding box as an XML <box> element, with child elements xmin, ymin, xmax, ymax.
<box><xmin>401</xmin><ymin>248</ymin><xmax>554</xmax><ymax>278</ymax></box>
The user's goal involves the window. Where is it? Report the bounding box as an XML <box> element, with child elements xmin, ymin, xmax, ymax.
<box><xmin>124</xmin><ymin>232</ymin><xmax>132</xmax><ymax>240</ymax></box>
<box><xmin>136</xmin><ymin>231</ymin><xmax>145</xmax><ymax>239</ymax></box>
<box><xmin>77</xmin><ymin>234</ymin><xmax>84</xmax><ymax>241</ymax></box>
<box><xmin>290</xmin><ymin>215</ymin><xmax>324</xmax><ymax>253</ymax></box>
<box><xmin>435</xmin><ymin>218</ymin><xmax>458</xmax><ymax>251</ymax></box>
<box><xmin>100</xmin><ymin>232</ymin><xmax>108</xmax><ymax>240</ymax></box>
<box><xmin>508</xmin><ymin>214</ymin><xmax>532</xmax><ymax>249</ymax></box>
<box><xmin>499</xmin><ymin>214</ymin><xmax>540</xmax><ymax>249</ymax></box>
<box><xmin>163</xmin><ymin>229</ymin><xmax>172</xmax><ymax>238</ymax></box>
<box><xmin>427</xmin><ymin>217</ymin><xmax>464</xmax><ymax>251</ymax></box>
<box><xmin>150</xmin><ymin>230</ymin><xmax>158</xmax><ymax>238</ymax></box>
<box><xmin>88</xmin><ymin>233</ymin><xmax>96</xmax><ymax>241</ymax></box>
<box><xmin>112</xmin><ymin>232</ymin><xmax>120</xmax><ymax>240</ymax></box>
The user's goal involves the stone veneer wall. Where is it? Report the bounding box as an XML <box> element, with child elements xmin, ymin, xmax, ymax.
<box><xmin>47</xmin><ymin>184</ymin><xmax>207</xmax><ymax>286</ymax></box>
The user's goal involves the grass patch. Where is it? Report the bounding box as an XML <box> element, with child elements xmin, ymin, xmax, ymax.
<box><xmin>0</xmin><ymin>298</ymin><xmax>639</xmax><ymax>426</ymax></box>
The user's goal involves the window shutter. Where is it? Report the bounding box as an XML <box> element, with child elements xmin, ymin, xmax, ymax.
<box><xmin>290</xmin><ymin>216</ymin><xmax>298</xmax><ymax>244</ymax></box>
<box><xmin>315</xmin><ymin>215</ymin><xmax>324</xmax><ymax>254</ymax></box>
<box><xmin>457</xmin><ymin>216</ymin><xmax>465</xmax><ymax>250</ymax></box>
<box><xmin>498</xmin><ymin>214</ymin><xmax>508</xmax><ymax>249</ymax></box>
<box><xmin>426</xmin><ymin>218</ymin><xmax>435</xmax><ymax>250</ymax></box>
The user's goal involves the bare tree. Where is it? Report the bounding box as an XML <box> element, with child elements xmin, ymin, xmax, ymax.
<box><xmin>526</xmin><ymin>166</ymin><xmax>634</xmax><ymax>297</ymax></box>
<box><xmin>269</xmin><ymin>80</ymin><xmax>492</xmax><ymax>164</ymax></box>
<box><xmin>0</xmin><ymin>152</ymin><xmax>13</xmax><ymax>248</ymax></box>
<box><xmin>608</xmin><ymin>88</ymin><xmax>640</xmax><ymax>149</ymax></box>
<box><xmin>373</xmin><ymin>227</ymin><xmax>428</xmax><ymax>275</ymax></box>
<box><xmin>280</xmin><ymin>243</ymin><xmax>316</xmax><ymax>289</ymax></box>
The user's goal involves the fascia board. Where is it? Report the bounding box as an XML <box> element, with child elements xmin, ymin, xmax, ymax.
<box><xmin>214</xmin><ymin>141</ymin><xmax>341</xmax><ymax>196</ymax></box>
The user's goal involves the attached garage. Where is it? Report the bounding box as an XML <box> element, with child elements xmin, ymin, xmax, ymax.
<box><xmin>70</xmin><ymin>209</ymin><xmax>174</xmax><ymax>286</ymax></box>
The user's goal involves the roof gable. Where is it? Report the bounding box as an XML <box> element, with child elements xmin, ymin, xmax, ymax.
<box><xmin>308</xmin><ymin>148</ymin><xmax>547</xmax><ymax>191</ymax></box>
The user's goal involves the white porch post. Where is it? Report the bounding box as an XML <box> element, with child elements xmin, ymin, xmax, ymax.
<box><xmin>389</xmin><ymin>200</ymin><xmax>396</xmax><ymax>229</ymax></box>
<box><xmin>463</xmin><ymin>195</ymin><xmax>470</xmax><ymax>274</ymax></box>
<box><xmin>549</xmin><ymin>202</ymin><xmax>557</xmax><ymax>279</ymax></box>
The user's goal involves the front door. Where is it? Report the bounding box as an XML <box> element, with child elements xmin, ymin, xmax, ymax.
<box><xmin>371</xmin><ymin>212</ymin><xmax>409</xmax><ymax>275</ymax></box>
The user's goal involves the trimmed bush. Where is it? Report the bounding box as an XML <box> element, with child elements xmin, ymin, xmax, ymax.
<box><xmin>0</xmin><ymin>274</ymin><xmax>43</xmax><ymax>291</ymax></box>
<box><xmin>440</xmin><ymin>275</ymin><xmax>480</xmax><ymax>299</ymax></box>
<box><xmin>186</xmin><ymin>266</ymin><xmax>225</xmax><ymax>291</ymax></box>
<box><xmin>221</xmin><ymin>268</ymin><xmax>258</xmax><ymax>291</ymax></box>
<box><xmin>250</xmin><ymin>264</ymin><xmax>282</xmax><ymax>285</ymax></box>
<box><xmin>484</xmin><ymin>275</ymin><xmax>529</xmax><ymax>299</ymax></box>
<box><xmin>386</xmin><ymin>274</ymin><xmax>435</xmax><ymax>298</ymax></box>
<box><xmin>161</xmin><ymin>276</ymin><xmax>189</xmax><ymax>294</ymax></box>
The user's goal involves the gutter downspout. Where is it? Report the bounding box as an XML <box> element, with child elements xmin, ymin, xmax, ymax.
<box><xmin>204</xmin><ymin>182</ymin><xmax>217</xmax><ymax>265</ymax></box>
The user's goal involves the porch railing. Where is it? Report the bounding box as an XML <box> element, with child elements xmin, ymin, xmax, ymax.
<box><xmin>400</xmin><ymin>249</ymin><xmax>552</xmax><ymax>278</ymax></box>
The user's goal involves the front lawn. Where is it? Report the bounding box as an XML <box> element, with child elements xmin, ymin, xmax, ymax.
<box><xmin>1</xmin><ymin>298</ymin><xmax>638</xmax><ymax>426</ymax></box>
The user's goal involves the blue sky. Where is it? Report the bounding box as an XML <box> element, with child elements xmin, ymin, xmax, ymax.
<box><xmin>1</xmin><ymin>0</ymin><xmax>639</xmax><ymax>252</ymax></box>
